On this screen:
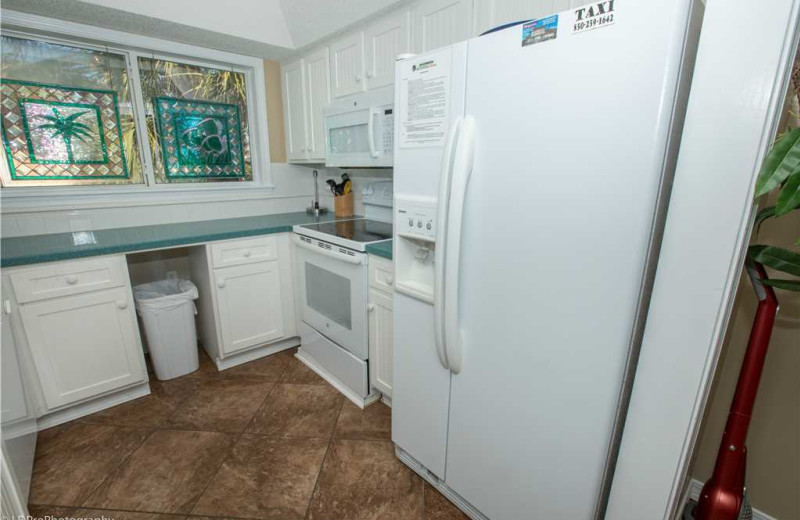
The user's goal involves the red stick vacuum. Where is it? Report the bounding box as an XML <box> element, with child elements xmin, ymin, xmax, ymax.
<box><xmin>694</xmin><ymin>263</ymin><xmax>779</xmax><ymax>520</ymax></box>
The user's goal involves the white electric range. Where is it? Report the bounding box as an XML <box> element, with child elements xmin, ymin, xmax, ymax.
<box><xmin>292</xmin><ymin>181</ymin><xmax>392</xmax><ymax>407</ymax></box>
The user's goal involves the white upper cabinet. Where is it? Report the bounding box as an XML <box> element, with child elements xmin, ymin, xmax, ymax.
<box><xmin>473</xmin><ymin>0</ymin><xmax>580</xmax><ymax>36</ymax></box>
<box><xmin>282</xmin><ymin>59</ymin><xmax>308</xmax><ymax>161</ymax></box>
<box><xmin>330</xmin><ymin>32</ymin><xmax>365</xmax><ymax>98</ymax></box>
<box><xmin>304</xmin><ymin>48</ymin><xmax>331</xmax><ymax>161</ymax></box>
<box><xmin>412</xmin><ymin>0</ymin><xmax>472</xmax><ymax>53</ymax></box>
<box><xmin>365</xmin><ymin>10</ymin><xmax>411</xmax><ymax>90</ymax></box>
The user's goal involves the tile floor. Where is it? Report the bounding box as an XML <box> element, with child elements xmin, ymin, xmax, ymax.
<box><xmin>27</xmin><ymin>348</ymin><xmax>468</xmax><ymax>520</ymax></box>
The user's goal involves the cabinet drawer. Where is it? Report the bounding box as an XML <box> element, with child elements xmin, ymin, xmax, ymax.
<box><xmin>369</xmin><ymin>255</ymin><xmax>394</xmax><ymax>293</ymax></box>
<box><xmin>210</xmin><ymin>236</ymin><xmax>278</xmax><ymax>268</ymax></box>
<box><xmin>10</xmin><ymin>256</ymin><xmax>126</xmax><ymax>304</ymax></box>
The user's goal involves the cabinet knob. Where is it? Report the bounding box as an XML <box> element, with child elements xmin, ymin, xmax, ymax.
<box><xmin>355</xmin><ymin>75</ymin><xmax>361</xmax><ymax>82</ymax></box>
<box><xmin>387</xmin><ymin>276</ymin><xmax>394</xmax><ymax>286</ymax></box>
<box><xmin>116</xmin><ymin>301</ymin><xmax>128</xmax><ymax>310</ymax></box>
<box><xmin>368</xmin><ymin>303</ymin><xmax>375</xmax><ymax>313</ymax></box>
<box><xmin>65</xmin><ymin>275</ymin><xmax>79</xmax><ymax>285</ymax></box>
<box><xmin>366</xmin><ymin>71</ymin><xmax>374</xmax><ymax>78</ymax></box>
<box><xmin>243</xmin><ymin>249</ymin><xmax>252</xmax><ymax>258</ymax></box>
<box><xmin>3</xmin><ymin>300</ymin><xmax>11</xmax><ymax>315</ymax></box>
<box><xmin>217</xmin><ymin>279</ymin><xmax>226</xmax><ymax>289</ymax></box>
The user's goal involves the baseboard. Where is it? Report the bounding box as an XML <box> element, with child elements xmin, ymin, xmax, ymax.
<box><xmin>214</xmin><ymin>337</ymin><xmax>300</xmax><ymax>371</ymax></box>
<box><xmin>37</xmin><ymin>382</ymin><xmax>151</xmax><ymax>430</ymax></box>
<box><xmin>684</xmin><ymin>479</ymin><xmax>780</xmax><ymax>520</ymax></box>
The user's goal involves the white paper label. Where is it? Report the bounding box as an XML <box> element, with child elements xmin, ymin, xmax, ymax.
<box><xmin>571</xmin><ymin>1</ymin><xmax>616</xmax><ymax>35</ymax></box>
<box><xmin>398</xmin><ymin>50</ymin><xmax>452</xmax><ymax>148</ymax></box>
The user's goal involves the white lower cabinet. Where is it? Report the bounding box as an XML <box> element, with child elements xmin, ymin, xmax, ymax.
<box><xmin>215</xmin><ymin>261</ymin><xmax>284</xmax><ymax>356</ymax></box>
<box><xmin>4</xmin><ymin>256</ymin><xmax>146</xmax><ymax>413</ymax></box>
<box><xmin>19</xmin><ymin>287</ymin><xmax>144</xmax><ymax>409</ymax></box>
<box><xmin>368</xmin><ymin>255</ymin><xmax>394</xmax><ymax>398</ymax></box>
<box><xmin>190</xmin><ymin>233</ymin><xmax>297</xmax><ymax>364</ymax></box>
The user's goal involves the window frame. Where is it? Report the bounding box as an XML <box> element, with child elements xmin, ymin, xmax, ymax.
<box><xmin>0</xmin><ymin>9</ymin><xmax>274</xmax><ymax>211</ymax></box>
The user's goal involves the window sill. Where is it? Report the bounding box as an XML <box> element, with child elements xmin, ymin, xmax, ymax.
<box><xmin>0</xmin><ymin>182</ymin><xmax>278</xmax><ymax>213</ymax></box>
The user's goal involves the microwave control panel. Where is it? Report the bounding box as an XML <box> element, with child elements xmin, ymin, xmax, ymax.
<box><xmin>381</xmin><ymin>108</ymin><xmax>394</xmax><ymax>153</ymax></box>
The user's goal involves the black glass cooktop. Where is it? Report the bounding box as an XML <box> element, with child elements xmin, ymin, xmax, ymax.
<box><xmin>299</xmin><ymin>218</ymin><xmax>392</xmax><ymax>243</ymax></box>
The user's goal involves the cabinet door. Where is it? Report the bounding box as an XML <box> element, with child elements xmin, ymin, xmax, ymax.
<box><xmin>473</xmin><ymin>0</ymin><xmax>578</xmax><ymax>36</ymax></box>
<box><xmin>2</xmin><ymin>306</ymin><xmax>29</xmax><ymax>424</ymax></box>
<box><xmin>330</xmin><ymin>32</ymin><xmax>365</xmax><ymax>98</ymax></box>
<box><xmin>215</xmin><ymin>261</ymin><xmax>285</xmax><ymax>356</ymax></box>
<box><xmin>282</xmin><ymin>59</ymin><xmax>309</xmax><ymax>161</ymax></box>
<box><xmin>368</xmin><ymin>288</ymin><xmax>393</xmax><ymax>397</ymax></box>
<box><xmin>19</xmin><ymin>287</ymin><xmax>145</xmax><ymax>410</ymax></box>
<box><xmin>365</xmin><ymin>10</ymin><xmax>411</xmax><ymax>90</ymax></box>
<box><xmin>304</xmin><ymin>48</ymin><xmax>331</xmax><ymax>161</ymax></box>
<box><xmin>412</xmin><ymin>0</ymin><xmax>472</xmax><ymax>53</ymax></box>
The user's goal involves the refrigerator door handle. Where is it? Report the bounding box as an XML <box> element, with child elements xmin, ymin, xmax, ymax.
<box><xmin>443</xmin><ymin>116</ymin><xmax>476</xmax><ymax>375</ymax></box>
<box><xmin>434</xmin><ymin>117</ymin><xmax>463</xmax><ymax>370</ymax></box>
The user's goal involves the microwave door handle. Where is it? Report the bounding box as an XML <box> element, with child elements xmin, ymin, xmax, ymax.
<box><xmin>367</xmin><ymin>107</ymin><xmax>379</xmax><ymax>158</ymax></box>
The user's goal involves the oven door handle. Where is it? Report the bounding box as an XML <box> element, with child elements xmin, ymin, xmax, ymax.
<box><xmin>292</xmin><ymin>234</ymin><xmax>367</xmax><ymax>265</ymax></box>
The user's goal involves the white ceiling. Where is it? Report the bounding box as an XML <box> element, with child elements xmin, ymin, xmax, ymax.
<box><xmin>1</xmin><ymin>0</ymin><xmax>408</xmax><ymax>58</ymax></box>
<box><xmin>279</xmin><ymin>0</ymin><xmax>405</xmax><ymax>49</ymax></box>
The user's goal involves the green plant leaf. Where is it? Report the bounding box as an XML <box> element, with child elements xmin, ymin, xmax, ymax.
<box><xmin>64</xmin><ymin>110</ymin><xmax>91</xmax><ymax>122</ymax></box>
<box><xmin>775</xmin><ymin>169</ymin><xmax>800</xmax><ymax>215</ymax></box>
<box><xmin>754</xmin><ymin>206</ymin><xmax>776</xmax><ymax>232</ymax></box>
<box><xmin>749</xmin><ymin>244</ymin><xmax>800</xmax><ymax>276</ymax></box>
<box><xmin>755</xmin><ymin>126</ymin><xmax>800</xmax><ymax>198</ymax></box>
<box><xmin>761</xmin><ymin>279</ymin><xmax>800</xmax><ymax>291</ymax></box>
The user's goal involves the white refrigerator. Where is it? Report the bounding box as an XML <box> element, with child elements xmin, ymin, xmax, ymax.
<box><xmin>391</xmin><ymin>1</ymin><xmax>703</xmax><ymax>519</ymax></box>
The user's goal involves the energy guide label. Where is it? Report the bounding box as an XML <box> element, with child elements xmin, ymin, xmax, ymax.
<box><xmin>398</xmin><ymin>50</ymin><xmax>452</xmax><ymax>148</ymax></box>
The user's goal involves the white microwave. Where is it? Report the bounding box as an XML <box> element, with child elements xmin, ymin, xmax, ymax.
<box><xmin>324</xmin><ymin>90</ymin><xmax>394</xmax><ymax>168</ymax></box>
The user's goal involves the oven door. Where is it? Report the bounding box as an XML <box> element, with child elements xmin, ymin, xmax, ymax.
<box><xmin>294</xmin><ymin>235</ymin><xmax>369</xmax><ymax>360</ymax></box>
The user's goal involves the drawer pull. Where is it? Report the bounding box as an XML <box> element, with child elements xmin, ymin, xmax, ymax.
<box><xmin>243</xmin><ymin>249</ymin><xmax>252</xmax><ymax>258</ymax></box>
<box><xmin>116</xmin><ymin>301</ymin><xmax>128</xmax><ymax>310</ymax></box>
<box><xmin>65</xmin><ymin>275</ymin><xmax>79</xmax><ymax>285</ymax></box>
<box><xmin>217</xmin><ymin>279</ymin><xmax>226</xmax><ymax>289</ymax></box>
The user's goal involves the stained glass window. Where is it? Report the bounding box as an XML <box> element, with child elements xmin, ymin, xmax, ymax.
<box><xmin>138</xmin><ymin>58</ymin><xmax>253</xmax><ymax>183</ymax></box>
<box><xmin>0</xmin><ymin>36</ymin><xmax>143</xmax><ymax>186</ymax></box>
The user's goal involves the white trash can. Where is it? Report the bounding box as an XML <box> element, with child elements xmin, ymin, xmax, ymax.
<box><xmin>133</xmin><ymin>279</ymin><xmax>200</xmax><ymax>381</ymax></box>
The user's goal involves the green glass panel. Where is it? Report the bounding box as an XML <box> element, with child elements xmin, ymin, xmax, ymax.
<box><xmin>0</xmin><ymin>36</ymin><xmax>143</xmax><ymax>186</ymax></box>
<box><xmin>138</xmin><ymin>57</ymin><xmax>253</xmax><ymax>184</ymax></box>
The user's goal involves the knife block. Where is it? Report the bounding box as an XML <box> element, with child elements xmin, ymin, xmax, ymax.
<box><xmin>333</xmin><ymin>192</ymin><xmax>354</xmax><ymax>217</ymax></box>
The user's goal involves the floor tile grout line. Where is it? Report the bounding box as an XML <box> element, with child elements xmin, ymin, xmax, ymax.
<box><xmin>302</xmin><ymin>396</ymin><xmax>346</xmax><ymax>520</ymax></box>
<box><xmin>75</xmin><ymin>425</ymin><xmax>156</xmax><ymax>509</ymax></box>
<box><xmin>184</xmin><ymin>431</ymin><xmax>244</xmax><ymax>518</ymax></box>
<box><xmin>241</xmin><ymin>379</ymin><xmax>280</xmax><ymax>434</ymax></box>
<box><xmin>31</xmin><ymin>500</ymin><xmax>283</xmax><ymax>520</ymax></box>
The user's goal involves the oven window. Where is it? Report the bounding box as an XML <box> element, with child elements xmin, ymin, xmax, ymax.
<box><xmin>305</xmin><ymin>263</ymin><xmax>352</xmax><ymax>329</ymax></box>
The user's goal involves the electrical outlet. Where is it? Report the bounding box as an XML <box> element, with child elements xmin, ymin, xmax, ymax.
<box><xmin>165</xmin><ymin>271</ymin><xmax>178</xmax><ymax>280</ymax></box>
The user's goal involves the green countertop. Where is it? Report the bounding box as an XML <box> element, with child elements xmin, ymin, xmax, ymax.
<box><xmin>366</xmin><ymin>239</ymin><xmax>392</xmax><ymax>260</ymax></box>
<box><xmin>1</xmin><ymin>212</ymin><xmax>356</xmax><ymax>268</ymax></box>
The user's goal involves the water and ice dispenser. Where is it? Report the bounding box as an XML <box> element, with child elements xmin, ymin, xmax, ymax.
<box><xmin>394</xmin><ymin>196</ymin><xmax>438</xmax><ymax>304</ymax></box>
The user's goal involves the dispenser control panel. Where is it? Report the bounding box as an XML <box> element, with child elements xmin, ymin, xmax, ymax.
<box><xmin>396</xmin><ymin>200</ymin><xmax>436</xmax><ymax>241</ymax></box>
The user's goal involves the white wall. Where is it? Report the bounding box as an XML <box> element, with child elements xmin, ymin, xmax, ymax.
<box><xmin>79</xmin><ymin>0</ymin><xmax>294</xmax><ymax>48</ymax></box>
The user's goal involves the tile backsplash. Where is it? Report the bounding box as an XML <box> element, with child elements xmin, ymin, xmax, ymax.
<box><xmin>1</xmin><ymin>164</ymin><xmax>392</xmax><ymax>238</ymax></box>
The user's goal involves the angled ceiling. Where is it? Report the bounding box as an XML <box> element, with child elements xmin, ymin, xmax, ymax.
<box><xmin>2</xmin><ymin>0</ymin><xmax>408</xmax><ymax>59</ymax></box>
